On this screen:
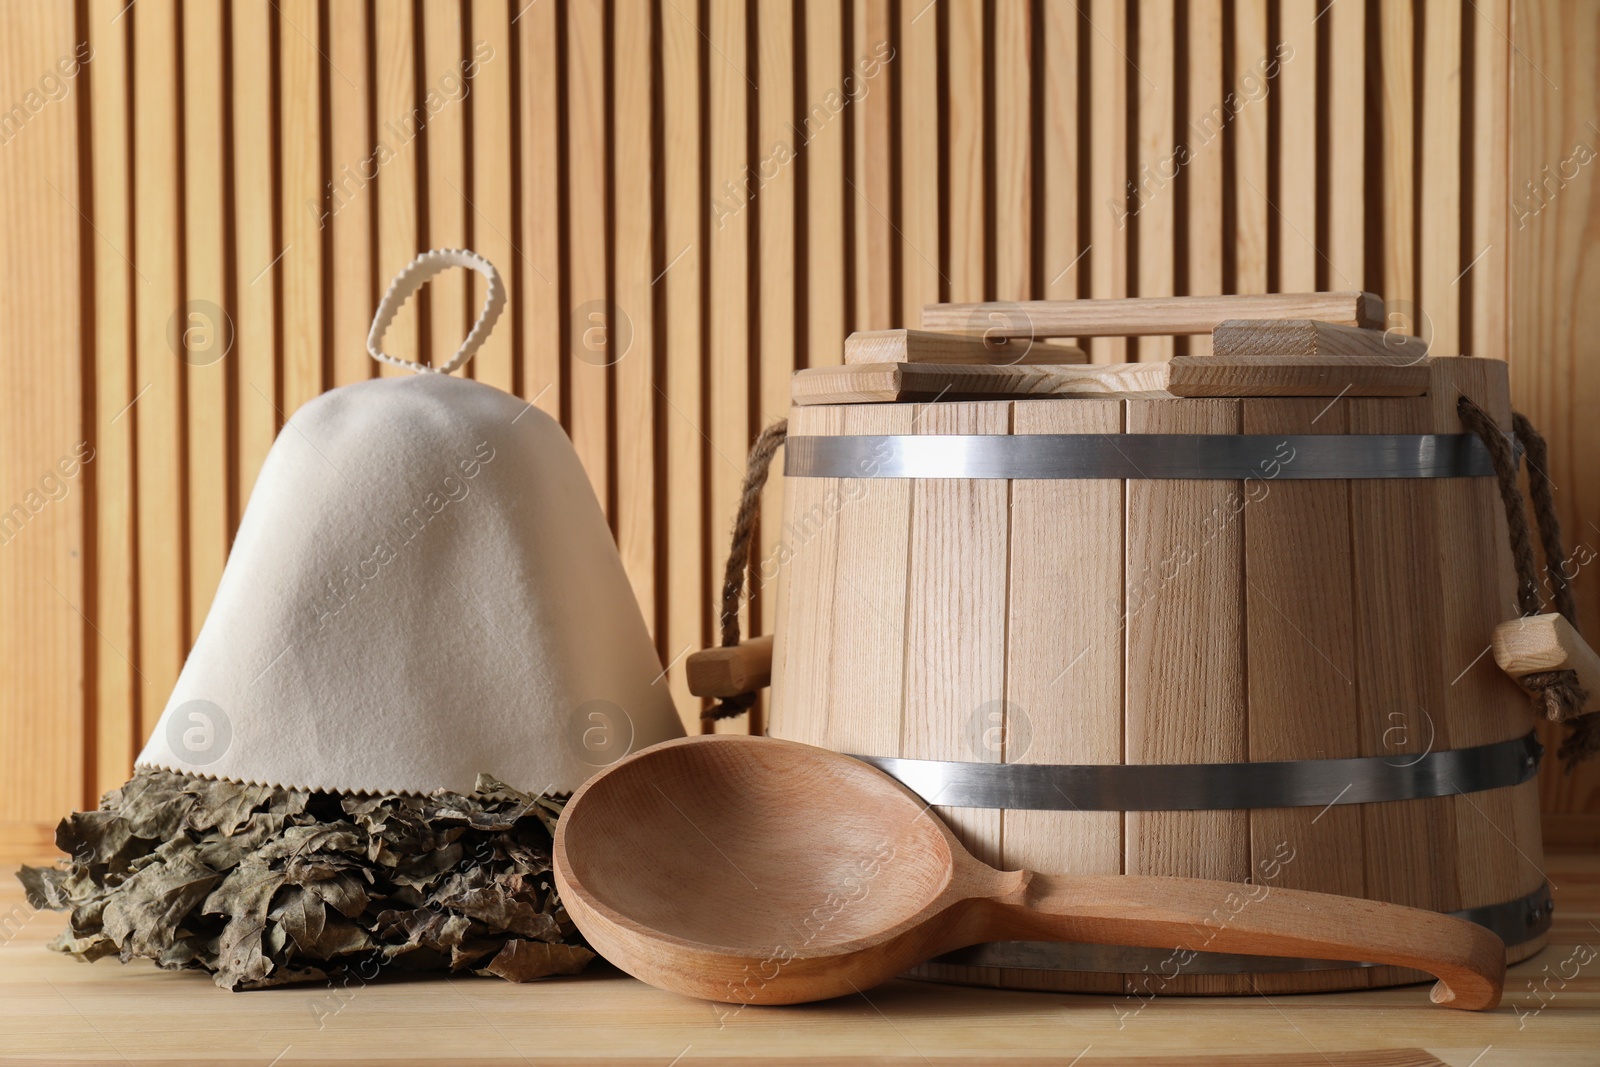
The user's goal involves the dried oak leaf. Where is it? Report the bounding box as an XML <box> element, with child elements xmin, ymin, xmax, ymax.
<box><xmin>476</xmin><ymin>940</ymin><xmax>594</xmax><ymax>982</ymax></box>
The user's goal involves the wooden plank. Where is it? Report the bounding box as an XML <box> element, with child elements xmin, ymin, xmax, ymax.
<box><xmin>1086</xmin><ymin>0</ymin><xmax>1127</xmax><ymax>363</ymax></box>
<box><xmin>993</xmin><ymin>0</ymin><xmax>1030</xmax><ymax>303</ymax></box>
<box><xmin>1242</xmin><ymin>398</ymin><xmax>1365</xmax><ymax>994</ymax></box>
<box><xmin>0</xmin><ymin>0</ymin><xmax>85</xmax><ymax>820</ymax></box>
<box><xmin>706</xmin><ymin>0</ymin><xmax>750</xmax><ymax>730</ymax></box>
<box><xmin>1467</xmin><ymin>0</ymin><xmax>1510</xmax><ymax>360</ymax></box>
<box><xmin>820</xmin><ymin>403</ymin><xmax>916</xmax><ymax>761</ymax></box>
<box><xmin>1419</xmin><ymin>0</ymin><xmax>1462</xmax><ymax>359</ymax></box>
<box><xmin>1041</xmin><ymin>0</ymin><xmax>1079</xmax><ymax>307</ymax></box>
<box><xmin>1232</xmin><ymin>0</ymin><xmax>1269</xmax><ymax>294</ymax></box>
<box><xmin>898</xmin><ymin>0</ymin><xmax>940</xmax><ymax>325</ymax></box>
<box><xmin>1276</xmin><ymin>0</ymin><xmax>1318</xmax><ymax>291</ymax></box>
<box><xmin>1122</xmin><ymin>397</ymin><xmax>1248</xmax><ymax>994</ymax></box>
<box><xmin>1426</xmin><ymin>360</ymin><xmax>1546</xmax><ymax>924</ymax></box>
<box><xmin>468</xmin><ymin>0</ymin><xmax>515</xmax><ymax>392</ymax></box>
<box><xmin>946</xmin><ymin>0</ymin><xmax>984</xmax><ymax>303</ymax></box>
<box><xmin>843</xmin><ymin>330</ymin><xmax>1086</xmax><ymax>366</ymax></box>
<box><xmin>1183</xmin><ymin>0</ymin><xmax>1223</xmax><ymax>355</ymax></box>
<box><xmin>901</xmin><ymin>401</ymin><xmax>1010</xmax><ymax>874</ymax></box>
<box><xmin>614</xmin><ymin>3</ymin><xmax>656</xmax><ymax>634</ymax></box>
<box><xmin>181</xmin><ymin>0</ymin><xmax>230</xmax><ymax>646</ymax></box>
<box><xmin>328</xmin><ymin>0</ymin><xmax>373</xmax><ymax>388</ymax></box>
<box><xmin>1134</xmin><ymin>0</ymin><xmax>1175</xmax><ymax>362</ymax></box>
<box><xmin>1492</xmin><ymin>613</ymin><xmax>1600</xmax><ymax>715</ymax></box>
<box><xmin>374</xmin><ymin>0</ymin><xmax>421</xmax><ymax>377</ymax></box>
<box><xmin>805</xmin><ymin>0</ymin><xmax>847</xmax><ymax>366</ymax></box>
<box><xmin>1347</xmin><ymin>394</ymin><xmax>1459</xmax><ymax>991</ymax></box>
<box><xmin>567</xmin><ymin>0</ymin><xmax>609</xmax><ymax>506</ymax></box>
<box><xmin>87</xmin><ymin>0</ymin><xmax>136</xmax><ymax>795</ymax></box>
<box><xmin>1000</xmin><ymin>398</ymin><xmax>1123</xmax><ymax>995</ymax></box>
<box><xmin>923</xmin><ymin>292</ymin><xmax>1385</xmax><ymax>337</ymax></box>
<box><xmin>424</xmin><ymin>0</ymin><xmax>469</xmax><ymax>372</ymax></box>
<box><xmin>767</xmin><ymin>404</ymin><xmax>844</xmax><ymax>748</ymax></box>
<box><xmin>519</xmin><ymin>0</ymin><xmax>562</xmax><ymax>414</ymax></box>
<box><xmin>1326</xmin><ymin>0</ymin><xmax>1366</xmax><ymax>290</ymax></box>
<box><xmin>1378</xmin><ymin>0</ymin><xmax>1416</xmax><ymax>338</ymax></box>
<box><xmin>757</xmin><ymin>0</ymin><xmax>797</xmax><ymax>643</ymax></box>
<box><xmin>132</xmin><ymin>0</ymin><xmax>185</xmax><ymax>746</ymax></box>
<box><xmin>232</xmin><ymin>0</ymin><xmax>278</xmax><ymax>505</ymax></box>
<box><xmin>1211</xmin><ymin>319</ymin><xmax>1429</xmax><ymax>362</ymax></box>
<box><xmin>661</xmin><ymin>0</ymin><xmax>704</xmax><ymax>731</ymax></box>
<box><xmin>792</xmin><ymin>356</ymin><xmax>1430</xmax><ymax>405</ymax></box>
<box><xmin>852</xmin><ymin>0</ymin><xmax>895</xmax><ymax>329</ymax></box>
<box><xmin>279</xmin><ymin>0</ymin><xmax>324</xmax><ymax>414</ymax></box>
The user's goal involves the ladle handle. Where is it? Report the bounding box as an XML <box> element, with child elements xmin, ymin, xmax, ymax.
<box><xmin>986</xmin><ymin>873</ymin><xmax>1504</xmax><ymax>1010</ymax></box>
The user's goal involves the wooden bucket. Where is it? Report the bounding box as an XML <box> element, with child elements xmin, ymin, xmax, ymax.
<box><xmin>762</xmin><ymin>352</ymin><xmax>1551</xmax><ymax>995</ymax></box>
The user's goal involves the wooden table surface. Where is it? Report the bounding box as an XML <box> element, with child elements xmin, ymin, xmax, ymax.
<box><xmin>2</xmin><ymin>852</ymin><xmax>1596</xmax><ymax>1067</ymax></box>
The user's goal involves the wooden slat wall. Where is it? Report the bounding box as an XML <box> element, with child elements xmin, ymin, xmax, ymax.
<box><xmin>3</xmin><ymin>0</ymin><xmax>1598</xmax><ymax>857</ymax></box>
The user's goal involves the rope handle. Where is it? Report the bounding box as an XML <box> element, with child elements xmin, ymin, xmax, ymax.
<box><xmin>368</xmin><ymin>248</ymin><xmax>506</xmax><ymax>375</ymax></box>
<box><xmin>1458</xmin><ymin>396</ymin><xmax>1597</xmax><ymax>769</ymax></box>
<box><xmin>706</xmin><ymin>420</ymin><xmax>788</xmax><ymax>729</ymax></box>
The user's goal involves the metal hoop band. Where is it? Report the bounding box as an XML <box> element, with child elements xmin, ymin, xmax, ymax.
<box><xmin>784</xmin><ymin>432</ymin><xmax>1501</xmax><ymax>480</ymax></box>
<box><xmin>849</xmin><ymin>731</ymin><xmax>1541</xmax><ymax>812</ymax></box>
<box><xmin>927</xmin><ymin>882</ymin><xmax>1554</xmax><ymax>975</ymax></box>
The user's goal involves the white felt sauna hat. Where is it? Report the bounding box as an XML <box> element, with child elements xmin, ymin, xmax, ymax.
<box><xmin>136</xmin><ymin>249</ymin><xmax>683</xmax><ymax>795</ymax></box>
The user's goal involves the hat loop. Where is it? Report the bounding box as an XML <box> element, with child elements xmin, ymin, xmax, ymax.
<box><xmin>367</xmin><ymin>248</ymin><xmax>507</xmax><ymax>375</ymax></box>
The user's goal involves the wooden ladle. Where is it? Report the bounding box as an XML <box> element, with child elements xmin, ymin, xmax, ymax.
<box><xmin>553</xmin><ymin>735</ymin><xmax>1505</xmax><ymax>1010</ymax></box>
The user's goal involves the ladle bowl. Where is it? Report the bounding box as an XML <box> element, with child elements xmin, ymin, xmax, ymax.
<box><xmin>553</xmin><ymin>735</ymin><xmax>1504</xmax><ymax>1009</ymax></box>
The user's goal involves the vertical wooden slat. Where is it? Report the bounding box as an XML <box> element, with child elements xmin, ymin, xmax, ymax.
<box><xmin>1347</xmin><ymin>394</ymin><xmax>1458</xmax><ymax>990</ymax></box>
<box><xmin>424</xmin><ymin>0</ymin><xmax>470</xmax><ymax>368</ymax></box>
<box><xmin>469</xmin><ymin>0</ymin><xmax>514</xmax><ymax>392</ymax></box>
<box><xmin>182</xmin><ymin>0</ymin><xmax>230</xmax><ymax>646</ymax></box>
<box><xmin>614</xmin><ymin>1</ymin><xmax>656</xmax><ymax>631</ymax></box>
<box><xmin>279</xmin><ymin>0</ymin><xmax>323</xmax><ymax>415</ymax></box>
<box><xmin>1122</xmin><ymin>397</ymin><xmax>1247</xmax><ymax>995</ymax></box>
<box><xmin>766</xmin><ymin>404</ymin><xmax>843</xmax><ymax>749</ymax></box>
<box><xmin>567</xmin><ymin>0</ymin><xmax>610</xmax><ymax>506</ymax></box>
<box><xmin>901</xmin><ymin>401</ymin><xmax>1010</xmax><ymax>870</ymax></box>
<box><xmin>1086</xmin><ymin>0</ymin><xmax>1127</xmax><ymax>361</ymax></box>
<box><xmin>852</xmin><ymin>0</ymin><xmax>895</xmax><ymax>329</ymax></box>
<box><xmin>233</xmin><ymin>0</ymin><xmax>279</xmax><ymax>500</ymax></box>
<box><xmin>899</xmin><ymin>0</ymin><xmax>939</xmax><ymax>325</ymax></box>
<box><xmin>705</xmin><ymin>0</ymin><xmax>750</xmax><ymax>731</ymax></box>
<box><xmin>1183</xmin><ymin>0</ymin><xmax>1223</xmax><ymax>354</ymax></box>
<box><xmin>1467</xmin><ymin>0</ymin><xmax>1510</xmax><ymax>360</ymax></box>
<box><xmin>805</xmin><ymin>0</ymin><xmax>847</xmax><ymax>366</ymax></box>
<box><xmin>1326</xmin><ymin>0</ymin><xmax>1365</xmax><ymax>291</ymax></box>
<box><xmin>1242</xmin><ymin>397</ymin><xmax>1364</xmax><ymax>994</ymax></box>
<box><xmin>1275</xmin><ymin>0</ymin><xmax>1317</xmax><ymax>292</ymax></box>
<box><xmin>132</xmin><ymin>0</ymin><xmax>185</xmax><ymax>745</ymax></box>
<box><xmin>1041</xmin><ymin>0</ymin><xmax>1079</xmax><ymax>304</ymax></box>
<box><xmin>1134</xmin><ymin>0</ymin><xmax>1174</xmax><ymax>361</ymax></box>
<box><xmin>946</xmin><ymin>0</ymin><xmax>984</xmax><ymax>303</ymax></box>
<box><xmin>88</xmin><ymin>0</ymin><xmax>137</xmax><ymax>795</ymax></box>
<box><xmin>757</xmin><ymin>0</ymin><xmax>796</xmax><ymax>639</ymax></box>
<box><xmin>1002</xmin><ymin>398</ymin><xmax>1123</xmax><ymax>995</ymax></box>
<box><xmin>1378</xmin><ymin>0</ymin><xmax>1415</xmax><ymax>334</ymax></box>
<box><xmin>661</xmin><ymin>0</ymin><xmax>704</xmax><ymax>730</ymax></box>
<box><xmin>375</xmin><ymin>0</ymin><xmax>421</xmax><ymax>377</ymax></box>
<box><xmin>993</xmin><ymin>0</ymin><xmax>1030</xmax><ymax>303</ymax></box>
<box><xmin>328</xmin><ymin>0</ymin><xmax>373</xmax><ymax>388</ymax></box>
<box><xmin>519</xmin><ymin>0</ymin><xmax>562</xmax><ymax>412</ymax></box>
<box><xmin>1232</xmin><ymin>0</ymin><xmax>1270</xmax><ymax>295</ymax></box>
<box><xmin>0</xmin><ymin>0</ymin><xmax>86</xmax><ymax>825</ymax></box>
<box><xmin>1419</xmin><ymin>0</ymin><xmax>1462</xmax><ymax>357</ymax></box>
